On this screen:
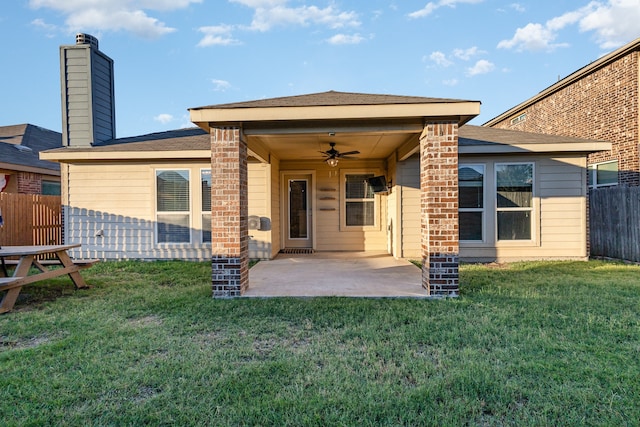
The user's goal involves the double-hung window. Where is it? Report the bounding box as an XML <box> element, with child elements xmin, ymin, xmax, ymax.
<box><xmin>459</xmin><ymin>165</ymin><xmax>484</xmax><ymax>241</ymax></box>
<box><xmin>496</xmin><ymin>163</ymin><xmax>533</xmax><ymax>241</ymax></box>
<box><xmin>201</xmin><ymin>169</ymin><xmax>212</xmax><ymax>243</ymax></box>
<box><xmin>156</xmin><ymin>169</ymin><xmax>190</xmax><ymax>243</ymax></box>
<box><xmin>344</xmin><ymin>173</ymin><xmax>375</xmax><ymax>227</ymax></box>
<box><xmin>588</xmin><ymin>160</ymin><xmax>618</xmax><ymax>188</ymax></box>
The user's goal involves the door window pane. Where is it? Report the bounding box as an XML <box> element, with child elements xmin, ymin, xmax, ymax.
<box><xmin>289</xmin><ymin>180</ymin><xmax>308</xmax><ymax>239</ymax></box>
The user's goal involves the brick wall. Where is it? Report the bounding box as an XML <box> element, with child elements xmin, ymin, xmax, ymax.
<box><xmin>17</xmin><ymin>172</ymin><xmax>42</xmax><ymax>194</ymax></box>
<box><xmin>491</xmin><ymin>50</ymin><xmax>640</xmax><ymax>186</ymax></box>
<box><xmin>210</xmin><ymin>127</ymin><xmax>249</xmax><ymax>297</ymax></box>
<box><xmin>420</xmin><ymin>122</ymin><xmax>459</xmax><ymax>296</ymax></box>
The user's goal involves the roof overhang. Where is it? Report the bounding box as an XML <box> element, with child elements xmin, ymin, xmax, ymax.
<box><xmin>190</xmin><ymin>102</ymin><xmax>481</xmax><ymax>131</ymax></box>
<box><xmin>40</xmin><ymin>149</ymin><xmax>211</xmax><ymax>162</ymax></box>
<box><xmin>460</xmin><ymin>140</ymin><xmax>612</xmax><ymax>155</ymax></box>
<box><xmin>0</xmin><ymin>162</ymin><xmax>61</xmax><ymax>176</ymax></box>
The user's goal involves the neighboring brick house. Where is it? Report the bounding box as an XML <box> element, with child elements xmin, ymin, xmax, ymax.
<box><xmin>484</xmin><ymin>37</ymin><xmax>640</xmax><ymax>188</ymax></box>
<box><xmin>0</xmin><ymin>124</ymin><xmax>62</xmax><ymax>195</ymax></box>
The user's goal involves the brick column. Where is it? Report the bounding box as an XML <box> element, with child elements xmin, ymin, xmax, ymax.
<box><xmin>210</xmin><ymin>127</ymin><xmax>249</xmax><ymax>297</ymax></box>
<box><xmin>420</xmin><ymin>122</ymin><xmax>459</xmax><ymax>296</ymax></box>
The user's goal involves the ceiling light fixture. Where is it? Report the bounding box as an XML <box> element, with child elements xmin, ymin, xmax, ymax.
<box><xmin>326</xmin><ymin>157</ymin><xmax>339</xmax><ymax>167</ymax></box>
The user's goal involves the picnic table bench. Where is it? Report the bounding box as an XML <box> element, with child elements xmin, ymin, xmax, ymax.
<box><xmin>0</xmin><ymin>244</ymin><xmax>98</xmax><ymax>314</ymax></box>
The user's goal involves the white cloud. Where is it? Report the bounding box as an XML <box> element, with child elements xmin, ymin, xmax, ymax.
<box><xmin>579</xmin><ymin>0</ymin><xmax>640</xmax><ymax>49</ymax></box>
<box><xmin>498</xmin><ymin>0</ymin><xmax>640</xmax><ymax>52</ymax></box>
<box><xmin>197</xmin><ymin>25</ymin><xmax>240</xmax><ymax>47</ymax></box>
<box><xmin>31</xmin><ymin>18</ymin><xmax>58</xmax><ymax>37</ymax></box>
<box><xmin>230</xmin><ymin>0</ymin><xmax>360</xmax><ymax>32</ymax></box>
<box><xmin>510</xmin><ymin>3</ymin><xmax>525</xmax><ymax>12</ymax></box>
<box><xmin>453</xmin><ymin>46</ymin><xmax>485</xmax><ymax>60</ymax></box>
<box><xmin>154</xmin><ymin>113</ymin><xmax>174</xmax><ymax>124</ymax></box>
<box><xmin>327</xmin><ymin>33</ymin><xmax>365</xmax><ymax>45</ymax></box>
<box><xmin>211</xmin><ymin>79</ymin><xmax>232</xmax><ymax>91</ymax></box>
<box><xmin>497</xmin><ymin>22</ymin><xmax>566</xmax><ymax>52</ymax></box>
<box><xmin>428</xmin><ymin>51</ymin><xmax>453</xmax><ymax>67</ymax></box>
<box><xmin>442</xmin><ymin>78</ymin><xmax>459</xmax><ymax>86</ymax></box>
<box><xmin>28</xmin><ymin>0</ymin><xmax>201</xmax><ymax>39</ymax></box>
<box><xmin>466</xmin><ymin>59</ymin><xmax>495</xmax><ymax>76</ymax></box>
<box><xmin>408</xmin><ymin>0</ymin><xmax>483</xmax><ymax>18</ymax></box>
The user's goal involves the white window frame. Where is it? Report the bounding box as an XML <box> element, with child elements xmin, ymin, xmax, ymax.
<box><xmin>155</xmin><ymin>168</ymin><xmax>192</xmax><ymax>245</ymax></box>
<box><xmin>495</xmin><ymin>162</ymin><xmax>535</xmax><ymax>242</ymax></box>
<box><xmin>459</xmin><ymin>164</ymin><xmax>486</xmax><ymax>243</ymax></box>
<box><xmin>588</xmin><ymin>160</ymin><xmax>618</xmax><ymax>188</ymax></box>
<box><xmin>340</xmin><ymin>169</ymin><xmax>381</xmax><ymax>231</ymax></box>
<box><xmin>200</xmin><ymin>168</ymin><xmax>212</xmax><ymax>244</ymax></box>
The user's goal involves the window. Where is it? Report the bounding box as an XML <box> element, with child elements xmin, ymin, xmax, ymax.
<box><xmin>510</xmin><ymin>113</ymin><xmax>527</xmax><ymax>125</ymax></box>
<box><xmin>344</xmin><ymin>173</ymin><xmax>375</xmax><ymax>227</ymax></box>
<box><xmin>42</xmin><ymin>180</ymin><xmax>61</xmax><ymax>196</ymax></box>
<box><xmin>459</xmin><ymin>165</ymin><xmax>484</xmax><ymax>241</ymax></box>
<box><xmin>156</xmin><ymin>170</ymin><xmax>190</xmax><ymax>243</ymax></box>
<box><xmin>496</xmin><ymin>163</ymin><xmax>533</xmax><ymax>241</ymax></box>
<box><xmin>588</xmin><ymin>161</ymin><xmax>618</xmax><ymax>188</ymax></box>
<box><xmin>201</xmin><ymin>169</ymin><xmax>212</xmax><ymax>243</ymax></box>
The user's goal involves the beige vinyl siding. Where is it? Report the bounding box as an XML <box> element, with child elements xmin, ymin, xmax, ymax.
<box><xmin>64</xmin><ymin>161</ymin><xmax>211</xmax><ymax>260</ymax></box>
<box><xmin>386</xmin><ymin>154</ymin><xmax>398</xmax><ymax>256</ymax></box>
<box><xmin>280</xmin><ymin>160</ymin><xmax>388</xmax><ymax>251</ymax></box>
<box><xmin>63</xmin><ymin>161</ymin><xmax>272</xmax><ymax>260</ymax></box>
<box><xmin>248</xmin><ymin>162</ymin><xmax>272</xmax><ymax>259</ymax></box>
<box><xmin>398</xmin><ymin>156</ymin><xmax>421</xmax><ymax>258</ymax></box>
<box><xmin>460</xmin><ymin>154</ymin><xmax>588</xmax><ymax>262</ymax></box>
<box><xmin>269</xmin><ymin>157</ymin><xmax>281</xmax><ymax>258</ymax></box>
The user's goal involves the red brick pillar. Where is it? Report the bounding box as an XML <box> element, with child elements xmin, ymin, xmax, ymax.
<box><xmin>420</xmin><ymin>122</ymin><xmax>459</xmax><ymax>296</ymax></box>
<box><xmin>210</xmin><ymin>127</ymin><xmax>249</xmax><ymax>297</ymax></box>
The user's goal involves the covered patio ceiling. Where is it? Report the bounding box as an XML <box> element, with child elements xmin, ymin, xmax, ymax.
<box><xmin>243</xmin><ymin>119</ymin><xmax>423</xmax><ymax>162</ymax></box>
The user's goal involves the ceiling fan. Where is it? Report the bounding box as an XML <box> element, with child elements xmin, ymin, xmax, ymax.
<box><xmin>320</xmin><ymin>142</ymin><xmax>360</xmax><ymax>167</ymax></box>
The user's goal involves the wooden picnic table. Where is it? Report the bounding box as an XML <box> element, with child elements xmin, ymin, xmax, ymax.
<box><xmin>0</xmin><ymin>244</ymin><xmax>96</xmax><ymax>314</ymax></box>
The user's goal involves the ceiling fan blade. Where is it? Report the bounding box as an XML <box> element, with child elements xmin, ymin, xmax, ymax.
<box><xmin>340</xmin><ymin>155</ymin><xmax>359</xmax><ymax>160</ymax></box>
<box><xmin>338</xmin><ymin>150</ymin><xmax>360</xmax><ymax>156</ymax></box>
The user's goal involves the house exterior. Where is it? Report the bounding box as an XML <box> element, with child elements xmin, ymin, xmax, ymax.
<box><xmin>484</xmin><ymin>37</ymin><xmax>640</xmax><ymax>189</ymax></box>
<box><xmin>41</xmin><ymin>34</ymin><xmax>609</xmax><ymax>297</ymax></box>
<box><xmin>0</xmin><ymin>124</ymin><xmax>62</xmax><ymax>195</ymax></box>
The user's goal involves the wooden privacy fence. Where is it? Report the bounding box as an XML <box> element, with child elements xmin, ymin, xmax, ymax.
<box><xmin>589</xmin><ymin>186</ymin><xmax>640</xmax><ymax>262</ymax></box>
<box><xmin>0</xmin><ymin>192</ymin><xmax>62</xmax><ymax>247</ymax></box>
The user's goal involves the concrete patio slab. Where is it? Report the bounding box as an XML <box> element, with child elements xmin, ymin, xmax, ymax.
<box><xmin>245</xmin><ymin>251</ymin><xmax>428</xmax><ymax>298</ymax></box>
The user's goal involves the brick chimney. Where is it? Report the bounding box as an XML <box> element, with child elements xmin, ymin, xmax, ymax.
<box><xmin>60</xmin><ymin>33</ymin><xmax>116</xmax><ymax>147</ymax></box>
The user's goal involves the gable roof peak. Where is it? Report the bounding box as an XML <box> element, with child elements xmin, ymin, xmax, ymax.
<box><xmin>191</xmin><ymin>90</ymin><xmax>478</xmax><ymax>110</ymax></box>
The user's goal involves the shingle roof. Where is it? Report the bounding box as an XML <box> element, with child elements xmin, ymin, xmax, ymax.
<box><xmin>41</xmin><ymin>128</ymin><xmax>209</xmax><ymax>155</ymax></box>
<box><xmin>0</xmin><ymin>124</ymin><xmax>61</xmax><ymax>172</ymax></box>
<box><xmin>191</xmin><ymin>90</ymin><xmax>477</xmax><ymax>110</ymax></box>
<box><xmin>43</xmin><ymin>124</ymin><xmax>603</xmax><ymax>157</ymax></box>
<box><xmin>459</xmin><ymin>125</ymin><xmax>601</xmax><ymax>146</ymax></box>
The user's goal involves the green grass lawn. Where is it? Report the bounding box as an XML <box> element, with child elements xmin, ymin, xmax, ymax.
<box><xmin>1</xmin><ymin>260</ymin><xmax>639</xmax><ymax>426</ymax></box>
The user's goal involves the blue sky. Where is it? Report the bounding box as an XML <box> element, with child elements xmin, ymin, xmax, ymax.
<box><xmin>2</xmin><ymin>0</ymin><xmax>640</xmax><ymax>138</ymax></box>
